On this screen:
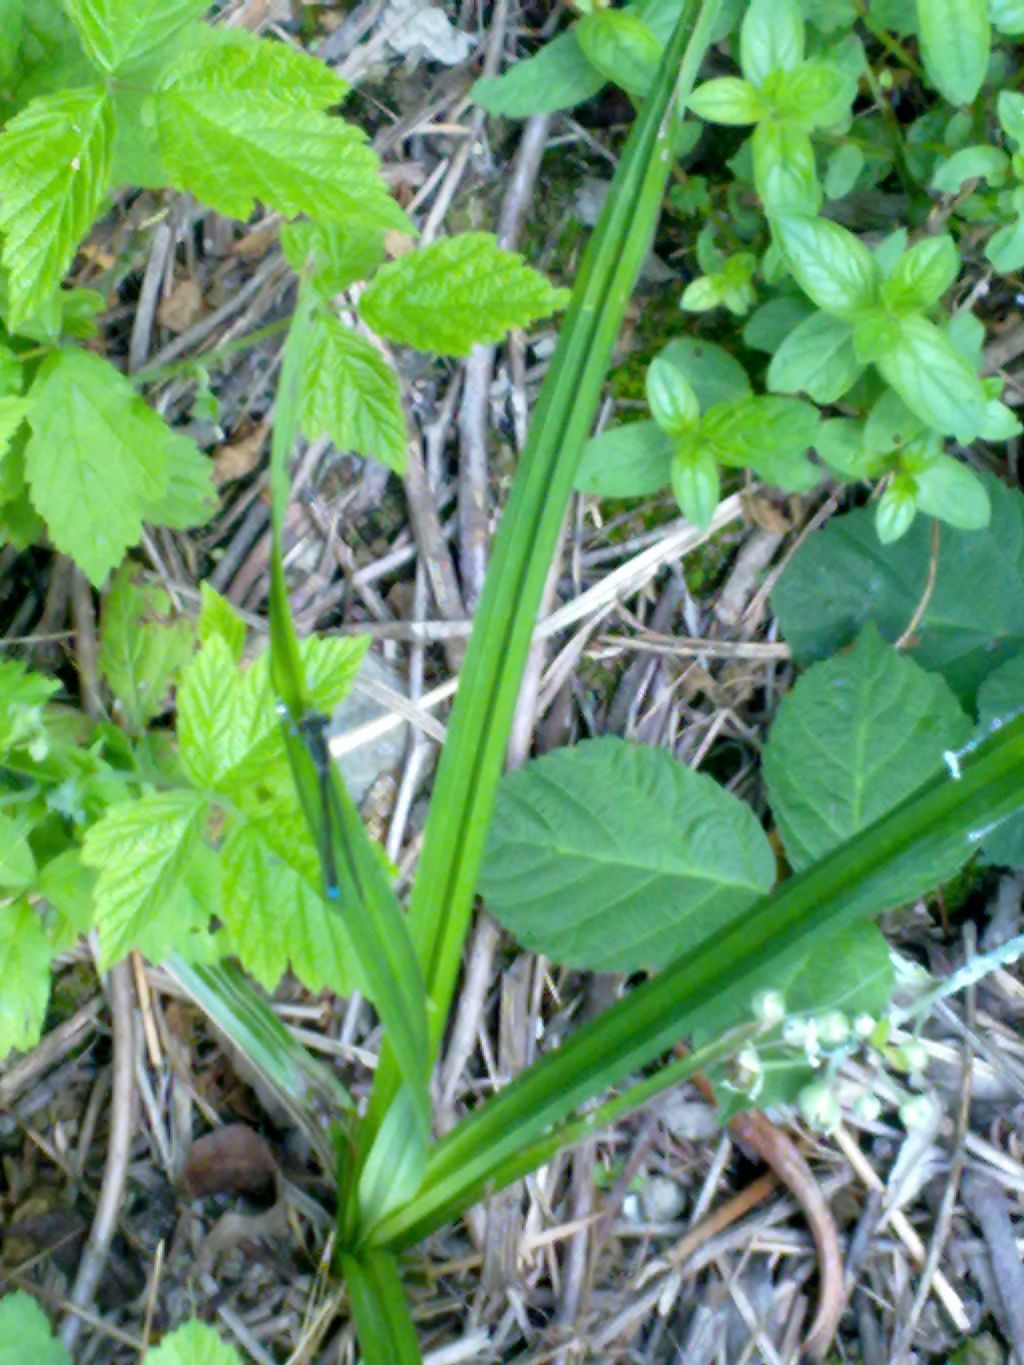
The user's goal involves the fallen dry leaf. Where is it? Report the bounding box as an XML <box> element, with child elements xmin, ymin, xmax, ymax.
<box><xmin>213</xmin><ymin>422</ymin><xmax>269</xmax><ymax>484</ymax></box>
<box><xmin>157</xmin><ymin>277</ymin><xmax>203</xmax><ymax>333</ymax></box>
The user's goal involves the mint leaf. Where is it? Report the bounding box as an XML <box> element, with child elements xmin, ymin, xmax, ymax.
<box><xmin>742</xmin><ymin>295</ymin><xmax>815</xmax><ymax>352</ymax></box>
<box><xmin>986</xmin><ymin>216</ymin><xmax>1024</xmax><ymax>273</ymax></box>
<box><xmin>913</xmin><ymin>454</ymin><xmax>991</xmax><ymax>531</ymax></box>
<box><xmin>62</xmin><ymin>0</ymin><xmax>211</xmax><ymax>74</ymax></box>
<box><xmin>767</xmin><ymin>310</ymin><xmax>862</xmax><ymax>402</ymax></box>
<box><xmin>360</xmin><ymin>233</ymin><xmax>569</xmax><ymax>356</ymax></box>
<box><xmin>875</xmin><ymin>315</ymin><xmax>988</xmax><ymax>440</ymax></box>
<box><xmin>672</xmin><ymin>442</ymin><xmax>720</xmax><ymax>527</ymax></box>
<box><xmin>472</xmin><ymin>32</ymin><xmax>606</xmax><ymax>117</ymax></box>
<box><xmin>98</xmin><ymin>564</ymin><xmax>195</xmax><ymax>732</ymax></box>
<box><xmin>741</xmin><ymin>0</ymin><xmax>804</xmax><ymax>88</ymax></box>
<box><xmin>688</xmin><ymin>77</ymin><xmax>765</xmax><ymax>123</ymax></box>
<box><xmin>480</xmin><ymin>737</ymin><xmax>776</xmax><ymax>972</ymax></box>
<box><xmin>280</xmin><ymin>220</ymin><xmax>385</xmax><ymax>296</ymax></box>
<box><xmin>975</xmin><ymin>653</ymin><xmax>1024</xmax><ymax>868</ymax></box>
<box><xmin>646</xmin><ymin>355</ymin><xmax>699</xmax><ymax>435</ymax></box>
<box><xmin>0</xmin><ymin>1293</ymin><xmax>70</xmax><ymax>1365</ymax></box>
<box><xmin>771</xmin><ymin>60</ymin><xmax>854</xmax><ymax>128</ymax></box>
<box><xmin>575</xmin><ymin>421</ymin><xmax>674</xmax><ymax>496</ymax></box>
<box><xmin>24</xmin><ymin>349</ymin><xmax>206</xmax><ymax>584</ymax></box>
<box><xmin>991</xmin><ymin>0</ymin><xmax>1024</xmax><ymax>32</ymax></box>
<box><xmin>0</xmin><ymin>88</ymin><xmax>113</xmax><ymax>328</ymax></box>
<box><xmin>931</xmin><ymin>144</ymin><xmax>1008</xmax><ymax>193</ymax></box>
<box><xmin>0</xmin><ymin>903</ymin><xmax>52</xmax><ymax>1058</ymax></box>
<box><xmin>82</xmin><ymin>790</ymin><xmax>210</xmax><ymax>967</ymax></box>
<box><xmin>764</xmin><ymin>625</ymin><xmax>971</xmax><ymax>898</ymax></box>
<box><xmin>881</xmin><ymin>234</ymin><xmax>959</xmax><ymax>313</ymax></box>
<box><xmin>772</xmin><ymin>213</ymin><xmax>879</xmax><ymax>320</ymax></box>
<box><xmin>146</xmin><ymin>1321</ymin><xmax>241</xmax><ymax>1365</ymax></box>
<box><xmin>753</xmin><ymin>121</ymin><xmax>821</xmax><ymax>214</ymax></box>
<box><xmin>576</xmin><ymin>11</ymin><xmax>662</xmax><ymax>98</ymax></box>
<box><xmin>197</xmin><ymin>583</ymin><xmax>245</xmax><ymax>662</ymax></box>
<box><xmin>221</xmin><ymin>813</ymin><xmax>357</xmax><ymax>996</ymax></box>
<box><xmin>916</xmin><ymin>0</ymin><xmax>989</xmax><ymax>106</ymax></box>
<box><xmin>154</xmin><ymin>31</ymin><xmax>404</xmax><ymax>234</ymax></box>
<box><xmin>655</xmin><ymin>337</ymin><xmax>751</xmax><ymax>409</ymax></box>
<box><xmin>298</xmin><ymin>315</ymin><xmax>407</xmax><ymax>474</ymax></box>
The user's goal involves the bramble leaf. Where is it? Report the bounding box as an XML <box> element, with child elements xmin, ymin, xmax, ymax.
<box><xmin>0</xmin><ymin>658</ymin><xmax>59</xmax><ymax>754</ymax></box>
<box><xmin>916</xmin><ymin>0</ymin><xmax>990</xmax><ymax>106</ymax></box>
<box><xmin>0</xmin><ymin>903</ymin><xmax>52</xmax><ymax>1059</ymax></box>
<box><xmin>480</xmin><ymin>737</ymin><xmax>776</xmax><ymax>972</ymax></box>
<box><xmin>24</xmin><ymin>349</ymin><xmax>208</xmax><ymax>585</ymax></box>
<box><xmin>197</xmin><ymin>583</ymin><xmax>246</xmax><ymax>662</ymax></box>
<box><xmin>975</xmin><ymin>652</ymin><xmax>1024</xmax><ymax>868</ymax></box>
<box><xmin>82</xmin><ymin>790</ymin><xmax>211</xmax><ymax>967</ymax></box>
<box><xmin>298</xmin><ymin>315</ymin><xmax>407</xmax><ymax>474</ymax></box>
<box><xmin>0</xmin><ymin>1293</ymin><xmax>70</xmax><ymax>1365</ymax></box>
<box><xmin>62</xmin><ymin>0</ymin><xmax>211</xmax><ymax>74</ymax></box>
<box><xmin>98</xmin><ymin>564</ymin><xmax>195</xmax><ymax>732</ymax></box>
<box><xmin>0</xmin><ymin>811</ymin><xmax>34</xmax><ymax>891</ymax></box>
<box><xmin>280</xmin><ymin>220</ymin><xmax>386</xmax><ymax>295</ymax></box>
<box><xmin>359</xmin><ymin>233</ymin><xmax>570</xmax><ymax>356</ymax></box>
<box><xmin>145</xmin><ymin>1320</ymin><xmax>241</xmax><ymax>1365</ymax></box>
<box><xmin>0</xmin><ymin>88</ymin><xmax>113</xmax><ymax>328</ymax></box>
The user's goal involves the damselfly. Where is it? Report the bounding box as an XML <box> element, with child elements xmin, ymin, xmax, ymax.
<box><xmin>277</xmin><ymin>702</ymin><xmax>343</xmax><ymax>901</ymax></box>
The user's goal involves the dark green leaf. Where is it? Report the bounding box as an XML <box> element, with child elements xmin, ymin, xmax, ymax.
<box><xmin>472</xmin><ymin>32</ymin><xmax>606</xmax><ymax>118</ymax></box>
<box><xmin>654</xmin><ymin>337</ymin><xmax>751</xmax><ymax>408</ymax></box>
<box><xmin>976</xmin><ymin>652</ymin><xmax>1024</xmax><ymax>868</ymax></box>
<box><xmin>767</xmin><ymin>310</ymin><xmax>861</xmax><ymax>402</ymax></box>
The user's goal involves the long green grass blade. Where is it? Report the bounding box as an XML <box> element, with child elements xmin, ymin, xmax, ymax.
<box><xmin>367</xmin><ymin>713</ymin><xmax>1024</xmax><ymax>1247</ymax></box>
<box><xmin>265</xmin><ymin>282</ymin><xmax>430</xmax><ymax>1142</ymax></box>
<box><xmin>363</xmin><ymin>0</ymin><xmax>719</xmax><ymax>1144</ymax></box>
<box><xmin>340</xmin><ymin>1249</ymin><xmax>422</xmax><ymax>1364</ymax></box>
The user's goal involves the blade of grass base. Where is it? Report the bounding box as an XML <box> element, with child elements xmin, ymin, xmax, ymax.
<box><xmin>340</xmin><ymin>1249</ymin><xmax>422</xmax><ymax>1364</ymax></box>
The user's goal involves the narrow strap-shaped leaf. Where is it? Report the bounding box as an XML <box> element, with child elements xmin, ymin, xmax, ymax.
<box><xmin>362</xmin><ymin>0</ymin><xmax>719</xmax><ymax>1147</ymax></box>
<box><xmin>367</xmin><ymin>712</ymin><xmax>1024</xmax><ymax>1247</ymax></box>
<box><xmin>266</xmin><ymin>283</ymin><xmax>430</xmax><ymax>1141</ymax></box>
<box><xmin>340</xmin><ymin>1249</ymin><xmax>422</xmax><ymax>1364</ymax></box>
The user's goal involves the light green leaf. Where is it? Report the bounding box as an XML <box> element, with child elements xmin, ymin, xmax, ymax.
<box><xmin>37</xmin><ymin>848</ymin><xmax>96</xmax><ymax>951</ymax></box>
<box><xmin>221</xmin><ymin>813</ymin><xmax>357</xmax><ymax>996</ymax></box>
<box><xmin>655</xmin><ymin>337</ymin><xmax>751</xmax><ymax>409</ymax></box>
<box><xmin>741</xmin><ymin>0</ymin><xmax>804</xmax><ymax>88</ymax></box>
<box><xmin>61</xmin><ymin>0</ymin><xmax>211</xmax><ymax>74</ymax></box>
<box><xmin>82</xmin><ymin>790</ymin><xmax>210</xmax><ymax>967</ymax></box>
<box><xmin>864</xmin><ymin>389</ymin><xmax>926</xmax><ymax>454</ymax></box>
<box><xmin>688</xmin><ymin>77</ymin><xmax>765</xmax><ymax>124</ymax></box>
<box><xmin>976</xmin><ymin>652</ymin><xmax>1024</xmax><ymax>868</ymax></box>
<box><xmin>913</xmin><ymin>454</ymin><xmax>992</xmax><ymax>530</ymax></box>
<box><xmin>875</xmin><ymin>314</ymin><xmax>988</xmax><ymax>441</ymax></box>
<box><xmin>98</xmin><ymin>564</ymin><xmax>194</xmax><ymax>732</ymax></box>
<box><xmin>280</xmin><ymin>220</ymin><xmax>386</xmax><ymax>296</ymax></box>
<box><xmin>998</xmin><ymin>89</ymin><xmax>1024</xmax><ymax>144</ymax></box>
<box><xmin>145</xmin><ymin>1320</ymin><xmax>241</xmax><ymax>1365</ymax></box>
<box><xmin>298</xmin><ymin>315</ymin><xmax>407</xmax><ymax>474</ymax></box>
<box><xmin>990</xmin><ymin>0</ymin><xmax>1024</xmax><ymax>32</ymax></box>
<box><xmin>197</xmin><ymin>583</ymin><xmax>246</xmax><ymax>662</ymax></box>
<box><xmin>986</xmin><ymin>216</ymin><xmax>1024</xmax><ymax>273</ymax></box>
<box><xmin>0</xmin><ymin>1293</ymin><xmax>70</xmax><ymax>1365</ymax></box>
<box><xmin>0</xmin><ymin>811</ymin><xmax>35</xmax><ymax>890</ymax></box>
<box><xmin>24</xmin><ymin>349</ymin><xmax>205</xmax><ymax>584</ymax></box>
<box><xmin>882</xmin><ymin>234</ymin><xmax>959</xmax><ymax>313</ymax></box>
<box><xmin>359</xmin><ymin>232</ymin><xmax>570</xmax><ymax>357</ymax></box>
<box><xmin>0</xmin><ymin>658</ymin><xmax>59</xmax><ymax>754</ymax></box>
<box><xmin>575</xmin><ymin>421</ymin><xmax>674</xmax><ymax>497</ymax></box>
<box><xmin>767</xmin><ymin>310</ymin><xmax>861</xmax><ymax>402</ymax></box>
<box><xmin>769</xmin><ymin>59</ymin><xmax>854</xmax><ymax>128</ymax></box>
<box><xmin>680</xmin><ymin>276</ymin><xmax>724</xmax><ymax>312</ymax></box>
<box><xmin>916</xmin><ymin>0</ymin><xmax>990</xmax><ymax>106</ymax></box>
<box><xmin>772</xmin><ymin>213</ymin><xmax>879</xmax><ymax>320</ymax></box>
<box><xmin>0</xmin><ymin>87</ymin><xmax>113</xmax><ymax>329</ymax></box>
<box><xmin>931</xmin><ymin>144</ymin><xmax>1008</xmax><ymax>193</ymax></box>
<box><xmin>772</xmin><ymin>474</ymin><xmax>1024</xmax><ymax>706</ymax></box>
<box><xmin>824</xmin><ymin>142</ymin><xmax>865</xmax><ymax>199</ymax></box>
<box><xmin>646</xmin><ymin>355</ymin><xmax>700</xmax><ymax>435</ymax></box>
<box><xmin>980</xmin><ymin>395</ymin><xmax>1024</xmax><ymax>440</ymax></box>
<box><xmin>764</xmin><ymin>625</ymin><xmax>972</xmax><ymax>899</ymax></box>
<box><xmin>576</xmin><ymin>10</ymin><xmax>662</xmax><ymax>98</ymax></box>
<box><xmin>0</xmin><ymin>398</ymin><xmax>30</xmax><ymax>459</ymax></box>
<box><xmin>875</xmin><ymin>479</ymin><xmax>918</xmax><ymax>543</ymax></box>
<box><xmin>753</xmin><ymin>120</ymin><xmax>821</xmax><ymax>214</ymax></box>
<box><xmin>154</xmin><ymin>33</ymin><xmax>403</xmax><ymax>233</ymax></box>
<box><xmin>672</xmin><ymin>442</ymin><xmax>721</xmax><ymax>527</ymax></box>
<box><xmin>472</xmin><ymin>31</ymin><xmax>606</xmax><ymax>117</ymax></box>
<box><xmin>141</xmin><ymin>439</ymin><xmax>216</xmax><ymax>532</ymax></box>
<box><xmin>0</xmin><ymin>903</ymin><xmax>52</xmax><ymax>1059</ymax></box>
<box><xmin>701</xmin><ymin>394</ymin><xmax>820</xmax><ymax>470</ymax></box>
<box><xmin>480</xmin><ymin>737</ymin><xmax>776</xmax><ymax>973</ymax></box>
<box><xmin>0</xmin><ymin>0</ymin><xmax>25</xmax><ymax>82</ymax></box>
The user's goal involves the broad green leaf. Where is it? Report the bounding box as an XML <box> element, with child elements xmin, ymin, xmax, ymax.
<box><xmin>576</xmin><ymin>11</ymin><xmax>662</xmax><ymax>98</ymax></box>
<box><xmin>654</xmin><ymin>336</ymin><xmax>751</xmax><ymax>408</ymax></box>
<box><xmin>772</xmin><ymin>476</ymin><xmax>1024</xmax><ymax>706</ymax></box>
<box><xmin>875</xmin><ymin>479</ymin><xmax>920</xmax><ymax>542</ymax></box>
<box><xmin>688</xmin><ymin>76</ymin><xmax>765</xmax><ymax>123</ymax></box>
<box><xmin>0</xmin><ymin>398</ymin><xmax>30</xmax><ymax>459</ymax></box>
<box><xmin>221</xmin><ymin>813</ymin><xmax>358</xmax><ymax>995</ymax></box>
<box><xmin>575</xmin><ymin>421</ymin><xmax>674</xmax><ymax>496</ymax></box>
<box><xmin>62</xmin><ymin>0</ymin><xmax>211</xmax><ymax>74</ymax></box>
<box><xmin>480</xmin><ymin>736</ymin><xmax>776</xmax><ymax>973</ymax></box>
<box><xmin>359</xmin><ymin>233</ymin><xmax>570</xmax><ymax>357</ymax></box>
<box><xmin>0</xmin><ymin>902</ymin><xmax>51</xmax><ymax>1058</ymax></box>
<box><xmin>824</xmin><ymin>142</ymin><xmax>865</xmax><ymax>199</ymax></box>
<box><xmin>742</xmin><ymin>295</ymin><xmax>815</xmax><ymax>352</ymax></box>
<box><xmin>0</xmin><ymin>87</ymin><xmax>113</xmax><ymax>328</ymax></box>
<box><xmin>280</xmin><ymin>220</ymin><xmax>386</xmax><ymax>296</ymax></box>
<box><xmin>764</xmin><ymin>625</ymin><xmax>972</xmax><ymax>899</ymax></box>
<box><xmin>882</xmin><ymin>234</ymin><xmax>959</xmax><ymax>313</ymax></box>
<box><xmin>990</xmin><ymin>0</ymin><xmax>1024</xmax><ymax>31</ymax></box>
<box><xmin>0</xmin><ymin>1293</ymin><xmax>69</xmax><ymax>1365</ymax></box>
<box><xmin>986</xmin><ymin>216</ymin><xmax>1024</xmax><ymax>273</ymax></box>
<box><xmin>141</xmin><ymin>439</ymin><xmax>216</xmax><ymax>533</ymax></box>
<box><xmin>154</xmin><ymin>33</ymin><xmax>403</xmax><ymax>234</ymax></box>
<box><xmin>931</xmin><ymin>144</ymin><xmax>1008</xmax><ymax>193</ymax></box>
<box><xmin>753</xmin><ymin>121</ymin><xmax>821</xmax><ymax>214</ymax></box>
<box><xmin>916</xmin><ymin>0</ymin><xmax>990</xmax><ymax>106</ymax></box>
<box><xmin>646</xmin><ymin>355</ymin><xmax>699</xmax><ymax>434</ymax></box>
<box><xmin>875</xmin><ymin>314</ymin><xmax>988</xmax><ymax>441</ymax></box>
<box><xmin>767</xmin><ymin>310</ymin><xmax>861</xmax><ymax>402</ymax></box>
<box><xmin>772</xmin><ymin>213</ymin><xmax>878</xmax><ymax>320</ymax></box>
<box><xmin>198</xmin><ymin>583</ymin><xmax>245</xmax><ymax>662</ymax></box>
<box><xmin>0</xmin><ymin>0</ymin><xmax>24</xmax><ymax>82</ymax></box>
<box><xmin>769</xmin><ymin>59</ymin><xmax>854</xmax><ymax>128</ymax></box>
<box><xmin>700</xmin><ymin>394</ymin><xmax>820</xmax><ymax>472</ymax></box>
<box><xmin>672</xmin><ymin>441</ymin><xmax>720</xmax><ymax>526</ymax></box>
<box><xmin>82</xmin><ymin>790</ymin><xmax>210</xmax><ymax>967</ymax></box>
<box><xmin>98</xmin><ymin>564</ymin><xmax>195</xmax><ymax>732</ymax></box>
<box><xmin>0</xmin><ymin>658</ymin><xmax>59</xmax><ymax>754</ymax></box>
<box><xmin>37</xmin><ymin>848</ymin><xmax>96</xmax><ymax>951</ymax></box>
<box><xmin>998</xmin><ymin>90</ymin><xmax>1024</xmax><ymax>144</ymax></box>
<box><xmin>0</xmin><ymin>811</ymin><xmax>35</xmax><ymax>890</ymax></box>
<box><xmin>976</xmin><ymin>653</ymin><xmax>1024</xmax><ymax>868</ymax></box>
<box><xmin>741</xmin><ymin>0</ymin><xmax>804</xmax><ymax>88</ymax></box>
<box><xmin>864</xmin><ymin>389</ymin><xmax>925</xmax><ymax>454</ymax></box>
<box><xmin>146</xmin><ymin>1320</ymin><xmax>241</xmax><ymax>1365</ymax></box>
<box><xmin>298</xmin><ymin>315</ymin><xmax>407</xmax><ymax>474</ymax></box>
<box><xmin>913</xmin><ymin>455</ymin><xmax>991</xmax><ymax>531</ymax></box>
<box><xmin>472</xmin><ymin>31</ymin><xmax>606</xmax><ymax>117</ymax></box>
<box><xmin>24</xmin><ymin>349</ymin><xmax>206</xmax><ymax>585</ymax></box>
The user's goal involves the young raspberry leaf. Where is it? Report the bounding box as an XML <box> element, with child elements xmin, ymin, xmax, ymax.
<box><xmin>280</xmin><ymin>220</ymin><xmax>386</xmax><ymax>296</ymax></box>
<box><xmin>62</xmin><ymin>0</ymin><xmax>212</xmax><ymax>75</ymax></box>
<box><xmin>298</xmin><ymin>314</ymin><xmax>408</xmax><ymax>474</ymax></box>
<box><xmin>359</xmin><ymin>233</ymin><xmax>570</xmax><ymax>356</ymax></box>
<box><xmin>0</xmin><ymin>902</ymin><xmax>53</xmax><ymax>1059</ymax></box>
<box><xmin>0</xmin><ymin>88</ymin><xmax>113</xmax><ymax>329</ymax></box>
<box><xmin>197</xmin><ymin>583</ymin><xmax>246</xmax><ymax>662</ymax></box>
<box><xmin>97</xmin><ymin>564</ymin><xmax>195</xmax><ymax>733</ymax></box>
<box><xmin>0</xmin><ymin>1292</ymin><xmax>71</xmax><ymax>1365</ymax></box>
<box><xmin>145</xmin><ymin>1320</ymin><xmax>241</xmax><ymax>1365</ymax></box>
